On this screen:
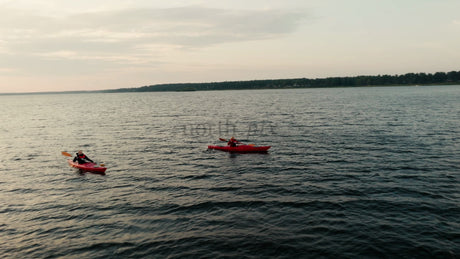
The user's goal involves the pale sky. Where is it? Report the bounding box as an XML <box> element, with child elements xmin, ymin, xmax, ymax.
<box><xmin>0</xmin><ymin>0</ymin><xmax>459</xmax><ymax>93</ymax></box>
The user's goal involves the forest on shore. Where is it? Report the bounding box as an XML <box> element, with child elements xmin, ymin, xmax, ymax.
<box><xmin>104</xmin><ymin>71</ymin><xmax>460</xmax><ymax>93</ymax></box>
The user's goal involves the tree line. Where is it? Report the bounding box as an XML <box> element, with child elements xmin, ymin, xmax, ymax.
<box><xmin>104</xmin><ymin>71</ymin><xmax>460</xmax><ymax>92</ymax></box>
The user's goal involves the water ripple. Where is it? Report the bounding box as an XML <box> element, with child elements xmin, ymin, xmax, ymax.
<box><xmin>0</xmin><ymin>87</ymin><xmax>459</xmax><ymax>258</ymax></box>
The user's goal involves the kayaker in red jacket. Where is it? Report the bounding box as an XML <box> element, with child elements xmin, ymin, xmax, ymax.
<box><xmin>227</xmin><ymin>137</ymin><xmax>240</xmax><ymax>147</ymax></box>
<box><xmin>73</xmin><ymin>150</ymin><xmax>94</xmax><ymax>164</ymax></box>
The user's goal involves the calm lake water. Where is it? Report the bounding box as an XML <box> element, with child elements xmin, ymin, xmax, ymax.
<box><xmin>0</xmin><ymin>86</ymin><xmax>459</xmax><ymax>258</ymax></box>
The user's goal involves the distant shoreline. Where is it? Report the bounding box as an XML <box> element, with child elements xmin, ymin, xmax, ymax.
<box><xmin>2</xmin><ymin>71</ymin><xmax>459</xmax><ymax>95</ymax></box>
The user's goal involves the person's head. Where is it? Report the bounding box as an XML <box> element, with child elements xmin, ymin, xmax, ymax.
<box><xmin>231</xmin><ymin>137</ymin><xmax>235</xmax><ymax>140</ymax></box>
<box><xmin>78</xmin><ymin>150</ymin><xmax>83</xmax><ymax>155</ymax></box>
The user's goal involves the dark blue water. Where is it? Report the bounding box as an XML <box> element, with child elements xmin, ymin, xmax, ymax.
<box><xmin>0</xmin><ymin>86</ymin><xmax>459</xmax><ymax>258</ymax></box>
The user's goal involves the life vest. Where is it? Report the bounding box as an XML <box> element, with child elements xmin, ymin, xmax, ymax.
<box><xmin>228</xmin><ymin>140</ymin><xmax>237</xmax><ymax>147</ymax></box>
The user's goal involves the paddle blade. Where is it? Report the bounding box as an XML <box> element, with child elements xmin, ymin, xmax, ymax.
<box><xmin>61</xmin><ymin>151</ymin><xmax>72</xmax><ymax>157</ymax></box>
<box><xmin>219</xmin><ymin>138</ymin><xmax>228</xmax><ymax>142</ymax></box>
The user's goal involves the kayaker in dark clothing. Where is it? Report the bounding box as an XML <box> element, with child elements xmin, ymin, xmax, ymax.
<box><xmin>73</xmin><ymin>150</ymin><xmax>94</xmax><ymax>164</ymax></box>
<box><xmin>227</xmin><ymin>137</ymin><xmax>240</xmax><ymax>147</ymax></box>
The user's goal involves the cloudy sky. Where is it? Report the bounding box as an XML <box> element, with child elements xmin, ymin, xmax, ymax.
<box><xmin>0</xmin><ymin>0</ymin><xmax>459</xmax><ymax>93</ymax></box>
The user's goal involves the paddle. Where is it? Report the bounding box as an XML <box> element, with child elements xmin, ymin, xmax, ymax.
<box><xmin>219</xmin><ymin>137</ymin><xmax>241</xmax><ymax>143</ymax></box>
<box><xmin>218</xmin><ymin>138</ymin><xmax>255</xmax><ymax>146</ymax></box>
<box><xmin>61</xmin><ymin>151</ymin><xmax>105</xmax><ymax>167</ymax></box>
<box><xmin>61</xmin><ymin>151</ymin><xmax>72</xmax><ymax>157</ymax></box>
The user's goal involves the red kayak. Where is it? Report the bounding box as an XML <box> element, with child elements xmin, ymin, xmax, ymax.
<box><xmin>208</xmin><ymin>145</ymin><xmax>271</xmax><ymax>153</ymax></box>
<box><xmin>68</xmin><ymin>160</ymin><xmax>107</xmax><ymax>174</ymax></box>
